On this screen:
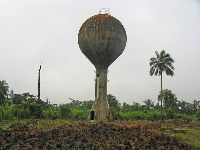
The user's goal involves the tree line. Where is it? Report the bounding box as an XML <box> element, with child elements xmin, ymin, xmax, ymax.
<box><xmin>0</xmin><ymin>80</ymin><xmax>200</xmax><ymax>121</ymax></box>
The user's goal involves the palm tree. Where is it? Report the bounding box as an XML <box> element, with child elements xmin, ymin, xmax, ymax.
<box><xmin>0</xmin><ymin>80</ymin><xmax>9</xmax><ymax>105</ymax></box>
<box><xmin>149</xmin><ymin>50</ymin><xmax>175</xmax><ymax>117</ymax></box>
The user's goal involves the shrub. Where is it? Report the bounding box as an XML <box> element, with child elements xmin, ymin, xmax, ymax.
<box><xmin>120</xmin><ymin>111</ymin><xmax>146</xmax><ymax>120</ymax></box>
<box><xmin>60</xmin><ymin>105</ymin><xmax>71</xmax><ymax>119</ymax></box>
<box><xmin>42</xmin><ymin>107</ymin><xmax>60</xmax><ymax>119</ymax></box>
<box><xmin>176</xmin><ymin>113</ymin><xmax>197</xmax><ymax>121</ymax></box>
<box><xmin>120</xmin><ymin>110</ymin><xmax>163</xmax><ymax>120</ymax></box>
<box><xmin>147</xmin><ymin>110</ymin><xmax>162</xmax><ymax>120</ymax></box>
<box><xmin>0</xmin><ymin>105</ymin><xmax>15</xmax><ymax>120</ymax></box>
<box><xmin>29</xmin><ymin>103</ymin><xmax>43</xmax><ymax>118</ymax></box>
<box><xmin>13</xmin><ymin>104</ymin><xmax>30</xmax><ymax>119</ymax></box>
<box><xmin>165</xmin><ymin>108</ymin><xmax>176</xmax><ymax>119</ymax></box>
<box><xmin>70</xmin><ymin>108</ymin><xmax>89</xmax><ymax>120</ymax></box>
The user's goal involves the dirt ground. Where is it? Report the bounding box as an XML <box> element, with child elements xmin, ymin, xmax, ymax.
<box><xmin>0</xmin><ymin>120</ymin><xmax>198</xmax><ymax>150</ymax></box>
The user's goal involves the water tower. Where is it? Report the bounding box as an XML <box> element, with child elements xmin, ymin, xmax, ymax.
<box><xmin>78</xmin><ymin>11</ymin><xmax>127</xmax><ymax>121</ymax></box>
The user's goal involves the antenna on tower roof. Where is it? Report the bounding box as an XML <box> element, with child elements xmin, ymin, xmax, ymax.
<box><xmin>99</xmin><ymin>8</ymin><xmax>110</xmax><ymax>15</ymax></box>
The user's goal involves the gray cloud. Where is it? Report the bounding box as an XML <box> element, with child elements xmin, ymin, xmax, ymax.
<box><xmin>0</xmin><ymin>0</ymin><xmax>200</xmax><ymax>104</ymax></box>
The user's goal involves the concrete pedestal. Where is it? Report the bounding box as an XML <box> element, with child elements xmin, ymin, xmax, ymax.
<box><xmin>91</xmin><ymin>68</ymin><xmax>110</xmax><ymax>121</ymax></box>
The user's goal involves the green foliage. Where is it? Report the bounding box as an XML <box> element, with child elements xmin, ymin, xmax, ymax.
<box><xmin>120</xmin><ymin>110</ymin><xmax>163</xmax><ymax>120</ymax></box>
<box><xmin>160</xmin><ymin>125</ymin><xmax>200</xmax><ymax>148</ymax></box>
<box><xmin>177</xmin><ymin>100</ymin><xmax>200</xmax><ymax>115</ymax></box>
<box><xmin>12</xmin><ymin>93</ymin><xmax>37</xmax><ymax>104</ymax></box>
<box><xmin>60</xmin><ymin>104</ymin><xmax>71</xmax><ymax>119</ymax></box>
<box><xmin>81</xmin><ymin>100</ymin><xmax>93</xmax><ymax>109</ymax></box>
<box><xmin>107</xmin><ymin>94</ymin><xmax>121</xmax><ymax>119</ymax></box>
<box><xmin>165</xmin><ymin>108</ymin><xmax>176</xmax><ymax>119</ymax></box>
<box><xmin>42</xmin><ymin>107</ymin><xmax>60</xmax><ymax>119</ymax></box>
<box><xmin>68</xmin><ymin>99</ymin><xmax>93</xmax><ymax>109</ymax></box>
<box><xmin>29</xmin><ymin>103</ymin><xmax>43</xmax><ymax>118</ymax></box>
<box><xmin>70</xmin><ymin>108</ymin><xmax>89</xmax><ymax>120</ymax></box>
<box><xmin>147</xmin><ymin>110</ymin><xmax>163</xmax><ymax>120</ymax></box>
<box><xmin>0</xmin><ymin>104</ymin><xmax>14</xmax><ymax>120</ymax></box>
<box><xmin>107</xmin><ymin>94</ymin><xmax>120</xmax><ymax>109</ymax></box>
<box><xmin>197</xmin><ymin>110</ymin><xmax>200</xmax><ymax>121</ymax></box>
<box><xmin>143</xmin><ymin>99</ymin><xmax>154</xmax><ymax>111</ymax></box>
<box><xmin>158</xmin><ymin>89</ymin><xmax>178</xmax><ymax>110</ymax></box>
<box><xmin>0</xmin><ymin>80</ymin><xmax>199</xmax><ymax>121</ymax></box>
<box><xmin>0</xmin><ymin>80</ymin><xmax>9</xmax><ymax>105</ymax></box>
<box><xmin>149</xmin><ymin>50</ymin><xmax>175</xmax><ymax>77</ymax></box>
<box><xmin>12</xmin><ymin>104</ymin><xmax>30</xmax><ymax>119</ymax></box>
<box><xmin>150</xmin><ymin>50</ymin><xmax>175</xmax><ymax>118</ymax></box>
<box><xmin>0</xmin><ymin>91</ymin><xmax>47</xmax><ymax>120</ymax></box>
<box><xmin>176</xmin><ymin>114</ymin><xmax>197</xmax><ymax>121</ymax></box>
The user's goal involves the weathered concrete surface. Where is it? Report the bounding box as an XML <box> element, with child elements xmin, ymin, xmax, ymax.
<box><xmin>91</xmin><ymin>68</ymin><xmax>110</xmax><ymax>121</ymax></box>
<box><xmin>78</xmin><ymin>13</ymin><xmax>127</xmax><ymax>121</ymax></box>
<box><xmin>78</xmin><ymin>13</ymin><xmax>127</xmax><ymax>69</ymax></box>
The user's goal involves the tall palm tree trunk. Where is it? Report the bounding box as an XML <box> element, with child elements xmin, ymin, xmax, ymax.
<box><xmin>160</xmin><ymin>72</ymin><xmax>163</xmax><ymax>121</ymax></box>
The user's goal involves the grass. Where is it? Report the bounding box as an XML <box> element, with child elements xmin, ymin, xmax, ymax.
<box><xmin>0</xmin><ymin>119</ymin><xmax>68</xmax><ymax>131</ymax></box>
<box><xmin>159</xmin><ymin>124</ymin><xmax>200</xmax><ymax>148</ymax></box>
<box><xmin>0</xmin><ymin>120</ymin><xmax>14</xmax><ymax>131</ymax></box>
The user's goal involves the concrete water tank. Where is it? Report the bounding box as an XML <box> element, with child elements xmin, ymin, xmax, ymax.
<box><xmin>78</xmin><ymin>12</ymin><xmax>127</xmax><ymax>121</ymax></box>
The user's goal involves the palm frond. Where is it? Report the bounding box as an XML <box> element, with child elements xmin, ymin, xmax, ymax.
<box><xmin>164</xmin><ymin>66</ymin><xmax>174</xmax><ymax>76</ymax></box>
<box><xmin>149</xmin><ymin>50</ymin><xmax>175</xmax><ymax>77</ymax></box>
<box><xmin>155</xmin><ymin>51</ymin><xmax>159</xmax><ymax>59</ymax></box>
<box><xmin>155</xmin><ymin>68</ymin><xmax>159</xmax><ymax>75</ymax></box>
<box><xmin>150</xmin><ymin>67</ymin><xmax>155</xmax><ymax>76</ymax></box>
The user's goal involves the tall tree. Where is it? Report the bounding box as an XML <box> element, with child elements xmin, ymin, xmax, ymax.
<box><xmin>158</xmin><ymin>89</ymin><xmax>178</xmax><ymax>110</ymax></box>
<box><xmin>107</xmin><ymin>94</ymin><xmax>121</xmax><ymax>119</ymax></box>
<box><xmin>149</xmin><ymin>50</ymin><xmax>175</xmax><ymax>118</ymax></box>
<box><xmin>0</xmin><ymin>80</ymin><xmax>9</xmax><ymax>105</ymax></box>
<box><xmin>143</xmin><ymin>99</ymin><xmax>154</xmax><ymax>111</ymax></box>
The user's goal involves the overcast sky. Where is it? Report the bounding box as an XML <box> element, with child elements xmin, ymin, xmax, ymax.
<box><xmin>0</xmin><ymin>0</ymin><xmax>200</xmax><ymax>104</ymax></box>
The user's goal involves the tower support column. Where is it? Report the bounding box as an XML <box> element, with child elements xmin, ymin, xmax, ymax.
<box><xmin>91</xmin><ymin>68</ymin><xmax>110</xmax><ymax>121</ymax></box>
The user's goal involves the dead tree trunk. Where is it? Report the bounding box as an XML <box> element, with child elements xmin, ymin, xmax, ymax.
<box><xmin>38</xmin><ymin>64</ymin><xmax>41</xmax><ymax>101</ymax></box>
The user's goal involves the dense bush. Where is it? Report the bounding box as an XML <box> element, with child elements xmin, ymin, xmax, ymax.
<box><xmin>120</xmin><ymin>110</ymin><xmax>163</xmax><ymax>120</ymax></box>
<box><xmin>70</xmin><ymin>108</ymin><xmax>89</xmax><ymax>120</ymax></box>
<box><xmin>0</xmin><ymin>105</ymin><xmax>14</xmax><ymax>120</ymax></box>
<box><xmin>165</xmin><ymin>108</ymin><xmax>176</xmax><ymax>119</ymax></box>
<box><xmin>175</xmin><ymin>114</ymin><xmax>197</xmax><ymax>121</ymax></box>
<box><xmin>28</xmin><ymin>103</ymin><xmax>43</xmax><ymax>118</ymax></box>
<box><xmin>42</xmin><ymin>107</ymin><xmax>60</xmax><ymax>119</ymax></box>
<box><xmin>12</xmin><ymin>104</ymin><xmax>30</xmax><ymax>119</ymax></box>
<box><xmin>60</xmin><ymin>105</ymin><xmax>71</xmax><ymax>119</ymax></box>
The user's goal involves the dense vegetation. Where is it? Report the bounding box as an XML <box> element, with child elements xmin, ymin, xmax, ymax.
<box><xmin>0</xmin><ymin>80</ymin><xmax>200</xmax><ymax>121</ymax></box>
